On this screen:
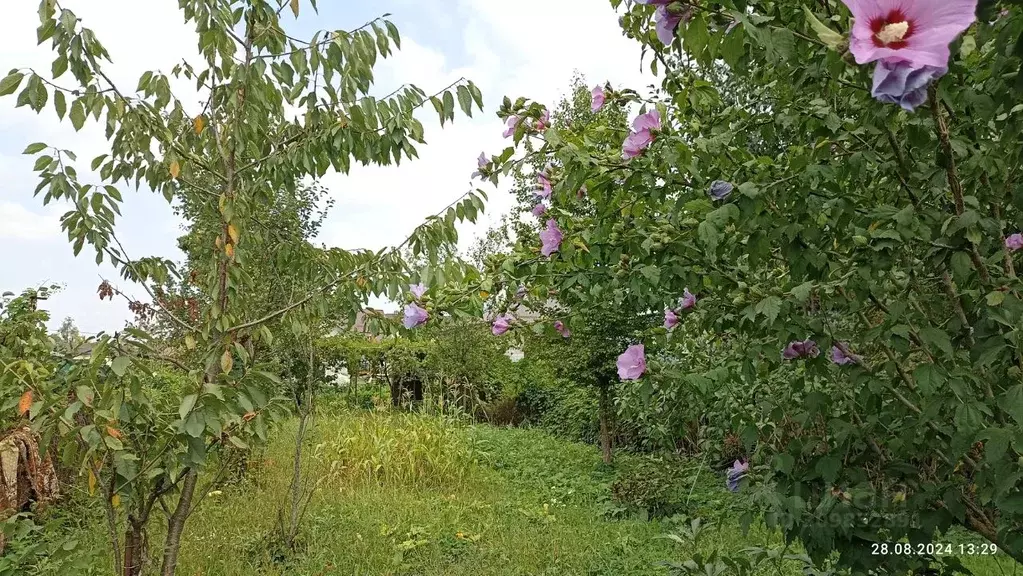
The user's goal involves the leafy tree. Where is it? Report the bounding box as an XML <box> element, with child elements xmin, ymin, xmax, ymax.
<box><xmin>1</xmin><ymin>0</ymin><xmax>486</xmax><ymax>573</ymax></box>
<box><xmin>54</xmin><ymin>316</ymin><xmax>83</xmax><ymax>357</ymax></box>
<box><xmin>482</xmin><ymin>0</ymin><xmax>1023</xmax><ymax>571</ymax></box>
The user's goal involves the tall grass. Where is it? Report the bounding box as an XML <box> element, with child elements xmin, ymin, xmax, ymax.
<box><xmin>311</xmin><ymin>411</ymin><xmax>483</xmax><ymax>490</ymax></box>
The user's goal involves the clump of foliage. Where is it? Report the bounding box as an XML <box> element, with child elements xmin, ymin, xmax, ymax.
<box><xmin>478</xmin><ymin>0</ymin><xmax>1023</xmax><ymax>572</ymax></box>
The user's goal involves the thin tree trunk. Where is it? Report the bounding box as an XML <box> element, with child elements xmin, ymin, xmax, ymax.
<box><xmin>598</xmin><ymin>386</ymin><xmax>613</xmax><ymax>465</ymax></box>
<box><xmin>123</xmin><ymin>523</ymin><xmax>144</xmax><ymax>576</ymax></box>
<box><xmin>97</xmin><ymin>462</ymin><xmax>123</xmax><ymax>576</ymax></box>
<box><xmin>160</xmin><ymin>469</ymin><xmax>198</xmax><ymax>576</ymax></box>
<box><xmin>287</xmin><ymin>406</ymin><xmax>309</xmax><ymax>546</ymax></box>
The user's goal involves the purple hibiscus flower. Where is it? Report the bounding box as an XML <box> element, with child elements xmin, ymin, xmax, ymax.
<box><xmin>540</xmin><ymin>219</ymin><xmax>563</xmax><ymax>257</ymax></box>
<box><xmin>782</xmin><ymin>339</ymin><xmax>820</xmax><ymax>360</ymax></box>
<box><xmin>554</xmin><ymin>320</ymin><xmax>571</xmax><ymax>338</ymax></box>
<box><xmin>1005</xmin><ymin>233</ymin><xmax>1023</xmax><ymax>253</ymax></box>
<box><xmin>726</xmin><ymin>460</ymin><xmax>749</xmax><ymax>492</ymax></box>
<box><xmin>708</xmin><ymin>180</ymin><xmax>734</xmax><ymax>201</ymax></box>
<box><xmin>871</xmin><ymin>60</ymin><xmax>946</xmax><ymax>112</ymax></box>
<box><xmin>403</xmin><ymin>303</ymin><xmax>429</xmax><ymax>329</ymax></box>
<box><xmin>409</xmin><ymin>283</ymin><xmax>427</xmax><ymax>299</ymax></box>
<box><xmin>492</xmin><ymin>314</ymin><xmax>513</xmax><ymax>336</ymax></box>
<box><xmin>617</xmin><ymin>344</ymin><xmax>647</xmax><ymax>381</ymax></box>
<box><xmin>622</xmin><ymin>109</ymin><xmax>661</xmax><ymax>159</ymax></box>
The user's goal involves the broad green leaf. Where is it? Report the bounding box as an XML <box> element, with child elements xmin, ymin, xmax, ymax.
<box><xmin>179</xmin><ymin>393</ymin><xmax>198</xmax><ymax>420</ymax></box>
<box><xmin>110</xmin><ymin>356</ymin><xmax>130</xmax><ymax>377</ymax></box>
<box><xmin>0</xmin><ymin>71</ymin><xmax>25</xmax><ymax>96</ymax></box>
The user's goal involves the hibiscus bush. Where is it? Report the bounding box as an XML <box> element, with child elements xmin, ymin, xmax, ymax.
<box><xmin>472</xmin><ymin>0</ymin><xmax>1023</xmax><ymax>571</ymax></box>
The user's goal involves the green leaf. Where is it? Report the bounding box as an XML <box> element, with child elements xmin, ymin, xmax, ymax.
<box><xmin>815</xmin><ymin>455</ymin><xmax>841</xmax><ymax>484</ymax></box>
<box><xmin>179</xmin><ymin>393</ymin><xmax>198</xmax><ymax>420</ymax></box>
<box><xmin>184</xmin><ymin>412</ymin><xmax>205</xmax><ymax>437</ymax></box>
<box><xmin>919</xmin><ymin>327</ymin><xmax>954</xmax><ymax>358</ymax></box>
<box><xmin>442</xmin><ymin>90</ymin><xmax>455</xmax><ymax>121</ymax></box>
<box><xmin>790</xmin><ymin>282</ymin><xmax>813</xmax><ymax>302</ymax></box>
<box><xmin>467</xmin><ymin>82</ymin><xmax>483</xmax><ymax>110</ymax></box>
<box><xmin>429</xmin><ymin>96</ymin><xmax>445</xmax><ymax>125</ymax></box>
<box><xmin>1003</xmin><ymin>385</ymin><xmax>1023</xmax><ymax>425</ymax></box>
<box><xmin>23</xmin><ymin>142</ymin><xmax>47</xmax><ymax>154</ymax></box>
<box><xmin>53</xmin><ymin>90</ymin><xmax>66</xmax><ymax>119</ymax></box>
<box><xmin>0</xmin><ymin>71</ymin><xmax>25</xmax><ymax>96</ymax></box>
<box><xmin>755</xmin><ymin>296</ymin><xmax>782</xmax><ymax>325</ymax></box>
<box><xmin>912</xmin><ymin>363</ymin><xmax>944</xmax><ymax>395</ymax></box>
<box><xmin>103</xmin><ymin>436</ymin><xmax>124</xmax><ymax>451</ymax></box>
<box><xmin>456</xmin><ymin>85</ymin><xmax>472</xmax><ymax>117</ymax></box>
<box><xmin>69</xmin><ymin>99</ymin><xmax>86</xmax><ymax>131</ymax></box>
<box><xmin>110</xmin><ymin>356</ymin><xmax>130</xmax><ymax>377</ymax></box>
<box><xmin>384</xmin><ymin>21</ymin><xmax>401</xmax><ymax>49</ymax></box>
<box><xmin>639</xmin><ymin>265</ymin><xmax>661</xmax><ymax>285</ymax></box>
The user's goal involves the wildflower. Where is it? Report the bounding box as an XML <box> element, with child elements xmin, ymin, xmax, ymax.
<box><xmin>554</xmin><ymin>320</ymin><xmax>571</xmax><ymax>338</ymax></box>
<box><xmin>871</xmin><ymin>60</ymin><xmax>945</xmax><ymax>112</ymax></box>
<box><xmin>577</xmin><ymin>184</ymin><xmax>587</xmax><ymax>199</ymax></box>
<box><xmin>726</xmin><ymin>460</ymin><xmax>749</xmax><ymax>492</ymax></box>
<box><xmin>531</xmin><ymin>203</ymin><xmax>547</xmax><ymax>217</ymax></box>
<box><xmin>1005</xmin><ymin>233</ymin><xmax>1023</xmax><ymax>252</ymax></box>
<box><xmin>664</xmin><ymin>308</ymin><xmax>679</xmax><ymax>329</ymax></box>
<box><xmin>470</xmin><ymin>152</ymin><xmax>488</xmax><ymax>178</ymax></box>
<box><xmin>591</xmin><ymin>85</ymin><xmax>606</xmax><ymax>112</ymax></box>
<box><xmin>536</xmin><ymin>108</ymin><xmax>550</xmax><ymax>131</ymax></box>
<box><xmin>506</xmin><ymin>348</ymin><xmax>524</xmax><ymax>363</ymax></box>
<box><xmin>841</xmin><ymin>0</ymin><xmax>977</xmax><ymax>68</ymax></box>
<box><xmin>636</xmin><ymin>0</ymin><xmax>686</xmax><ymax>45</ymax></box>
<box><xmin>831</xmin><ymin>343</ymin><xmax>861</xmax><ymax>366</ymax></box>
<box><xmin>782</xmin><ymin>339</ymin><xmax>820</xmax><ymax>360</ymax></box>
<box><xmin>516</xmin><ymin>285</ymin><xmax>527</xmax><ymax>300</ymax></box>
<box><xmin>492</xmin><ymin>314</ymin><xmax>513</xmax><ymax>336</ymax></box>
<box><xmin>680</xmin><ymin>288</ymin><xmax>696</xmax><ymax>310</ymax></box>
<box><xmin>540</xmin><ymin>219</ymin><xmax>563</xmax><ymax>257</ymax></box>
<box><xmin>409</xmin><ymin>283</ymin><xmax>427</xmax><ymax>299</ymax></box>
<box><xmin>622</xmin><ymin>109</ymin><xmax>661</xmax><ymax>159</ymax></box>
<box><xmin>502</xmin><ymin>115</ymin><xmax>522</xmax><ymax>138</ymax></box>
<box><xmin>536</xmin><ymin>172</ymin><xmax>553</xmax><ymax>199</ymax></box>
<box><xmin>708</xmin><ymin>180</ymin><xmax>734</xmax><ymax>201</ymax></box>
<box><xmin>403</xmin><ymin>303</ymin><xmax>429</xmax><ymax>329</ymax></box>
<box><xmin>617</xmin><ymin>344</ymin><xmax>647</xmax><ymax>381</ymax></box>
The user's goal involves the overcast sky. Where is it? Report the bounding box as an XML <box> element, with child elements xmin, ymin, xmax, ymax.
<box><xmin>0</xmin><ymin>0</ymin><xmax>655</xmax><ymax>335</ymax></box>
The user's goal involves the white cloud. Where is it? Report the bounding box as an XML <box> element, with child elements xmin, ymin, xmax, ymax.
<box><xmin>0</xmin><ymin>201</ymin><xmax>64</xmax><ymax>241</ymax></box>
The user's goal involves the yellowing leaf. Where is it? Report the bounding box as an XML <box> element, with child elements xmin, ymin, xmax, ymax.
<box><xmin>290</xmin><ymin>0</ymin><xmax>299</xmax><ymax>17</ymax></box>
<box><xmin>225</xmin><ymin>243</ymin><xmax>235</xmax><ymax>259</ymax></box>
<box><xmin>228</xmin><ymin>224</ymin><xmax>240</xmax><ymax>245</ymax></box>
<box><xmin>802</xmin><ymin>7</ymin><xmax>845</xmax><ymax>50</ymax></box>
<box><xmin>479</xmin><ymin>291</ymin><xmax>490</xmax><ymax>299</ymax></box>
<box><xmin>88</xmin><ymin>469</ymin><xmax>97</xmax><ymax>496</ymax></box>
<box><xmin>185</xmin><ymin>334</ymin><xmax>196</xmax><ymax>350</ymax></box>
<box><xmin>193</xmin><ymin>115</ymin><xmax>206</xmax><ymax>134</ymax></box>
<box><xmin>215</xmin><ymin>236</ymin><xmax>223</xmax><ymax>250</ymax></box>
<box><xmin>221</xmin><ymin>349</ymin><xmax>234</xmax><ymax>373</ymax></box>
<box><xmin>111</xmin><ymin>494</ymin><xmax>121</xmax><ymax>507</ymax></box>
<box><xmin>17</xmin><ymin>389</ymin><xmax>33</xmax><ymax>416</ymax></box>
<box><xmin>106</xmin><ymin>426</ymin><xmax>122</xmax><ymax>439</ymax></box>
<box><xmin>169</xmin><ymin>160</ymin><xmax>180</xmax><ymax>179</ymax></box>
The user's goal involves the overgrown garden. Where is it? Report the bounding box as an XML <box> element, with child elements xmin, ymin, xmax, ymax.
<box><xmin>2</xmin><ymin>0</ymin><xmax>1022</xmax><ymax>574</ymax></box>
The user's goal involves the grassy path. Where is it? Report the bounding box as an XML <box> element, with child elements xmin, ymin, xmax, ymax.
<box><xmin>175</xmin><ymin>412</ymin><xmax>788</xmax><ymax>575</ymax></box>
<box><xmin>45</xmin><ymin>410</ymin><xmax>1020</xmax><ymax>575</ymax></box>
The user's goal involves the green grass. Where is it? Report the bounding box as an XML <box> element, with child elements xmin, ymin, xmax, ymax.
<box><xmin>33</xmin><ymin>410</ymin><xmax>1023</xmax><ymax>575</ymax></box>
<box><xmin>167</xmin><ymin>411</ymin><xmax>788</xmax><ymax>575</ymax></box>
